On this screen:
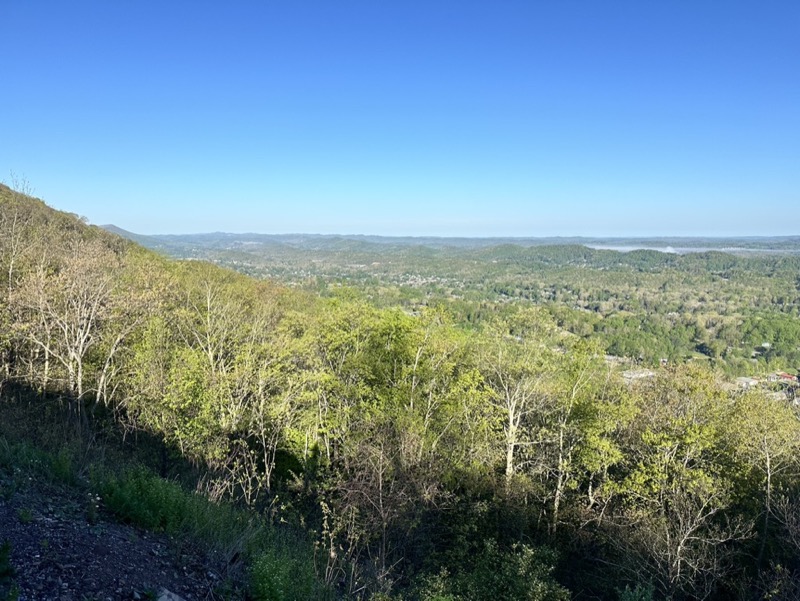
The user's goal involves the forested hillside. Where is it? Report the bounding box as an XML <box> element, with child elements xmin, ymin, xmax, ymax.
<box><xmin>110</xmin><ymin>229</ymin><xmax>800</xmax><ymax>376</ymax></box>
<box><xmin>3</xmin><ymin>184</ymin><xmax>800</xmax><ymax>600</ymax></box>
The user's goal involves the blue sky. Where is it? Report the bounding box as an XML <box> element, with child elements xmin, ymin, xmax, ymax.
<box><xmin>1</xmin><ymin>1</ymin><xmax>798</xmax><ymax>236</ymax></box>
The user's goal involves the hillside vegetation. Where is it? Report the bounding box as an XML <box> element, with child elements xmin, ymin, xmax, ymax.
<box><xmin>2</xmin><ymin>184</ymin><xmax>800</xmax><ymax>600</ymax></box>
<box><xmin>113</xmin><ymin>229</ymin><xmax>800</xmax><ymax>375</ymax></box>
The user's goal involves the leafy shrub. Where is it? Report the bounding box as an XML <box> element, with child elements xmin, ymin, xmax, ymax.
<box><xmin>250</xmin><ymin>549</ymin><xmax>315</xmax><ymax>601</ymax></box>
<box><xmin>413</xmin><ymin>541</ymin><xmax>568</xmax><ymax>601</ymax></box>
<box><xmin>617</xmin><ymin>583</ymin><xmax>654</xmax><ymax>601</ymax></box>
<box><xmin>250</xmin><ymin>542</ymin><xmax>330</xmax><ymax>601</ymax></box>
<box><xmin>95</xmin><ymin>467</ymin><xmax>187</xmax><ymax>532</ymax></box>
<box><xmin>51</xmin><ymin>448</ymin><xmax>77</xmax><ymax>485</ymax></box>
<box><xmin>415</xmin><ymin>569</ymin><xmax>459</xmax><ymax>601</ymax></box>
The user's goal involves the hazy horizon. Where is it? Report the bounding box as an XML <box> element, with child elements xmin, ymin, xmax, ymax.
<box><xmin>102</xmin><ymin>224</ymin><xmax>799</xmax><ymax>246</ymax></box>
<box><xmin>105</xmin><ymin>224</ymin><xmax>800</xmax><ymax>239</ymax></box>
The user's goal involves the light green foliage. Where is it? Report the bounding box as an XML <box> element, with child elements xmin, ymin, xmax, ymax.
<box><xmin>478</xmin><ymin>315</ymin><xmax>633</xmax><ymax>531</ymax></box>
<box><xmin>478</xmin><ymin>310</ymin><xmax>560</xmax><ymax>490</ymax></box>
<box><xmin>723</xmin><ymin>391</ymin><xmax>800</xmax><ymax>566</ymax></box>
<box><xmin>741</xmin><ymin>313</ymin><xmax>800</xmax><ymax>368</ymax></box>
<box><xmin>298</xmin><ymin>302</ymin><xmax>494</xmax><ymax>592</ymax></box>
<box><xmin>540</xmin><ymin>339</ymin><xmax>634</xmax><ymax>528</ymax></box>
<box><xmin>610</xmin><ymin>365</ymin><xmax>748</xmax><ymax>599</ymax></box>
<box><xmin>137</xmin><ymin>228</ymin><xmax>800</xmax><ymax>373</ymax></box>
<box><xmin>416</xmin><ymin>570</ymin><xmax>459</xmax><ymax>601</ymax></box>
<box><xmin>163</xmin><ymin>345</ymin><xmax>228</xmax><ymax>461</ymax></box>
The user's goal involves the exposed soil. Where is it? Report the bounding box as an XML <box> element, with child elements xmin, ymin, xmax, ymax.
<box><xmin>0</xmin><ymin>475</ymin><xmax>237</xmax><ymax>601</ymax></box>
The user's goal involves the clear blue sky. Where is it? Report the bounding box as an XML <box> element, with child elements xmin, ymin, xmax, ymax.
<box><xmin>1</xmin><ymin>1</ymin><xmax>798</xmax><ymax>236</ymax></box>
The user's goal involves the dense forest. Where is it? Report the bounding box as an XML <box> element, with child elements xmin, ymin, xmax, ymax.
<box><xmin>3</xmin><ymin>184</ymin><xmax>800</xmax><ymax>600</ymax></box>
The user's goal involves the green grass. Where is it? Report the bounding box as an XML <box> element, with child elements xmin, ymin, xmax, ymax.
<box><xmin>93</xmin><ymin>466</ymin><xmax>331</xmax><ymax>600</ymax></box>
<box><xmin>0</xmin><ymin>437</ymin><xmax>78</xmax><ymax>486</ymax></box>
<box><xmin>93</xmin><ymin>467</ymin><xmax>257</xmax><ymax>549</ymax></box>
<box><xmin>250</xmin><ymin>542</ymin><xmax>332</xmax><ymax>601</ymax></box>
<box><xmin>0</xmin><ymin>435</ymin><xmax>331</xmax><ymax>600</ymax></box>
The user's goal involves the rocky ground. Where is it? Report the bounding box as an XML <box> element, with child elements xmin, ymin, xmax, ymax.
<box><xmin>0</xmin><ymin>475</ymin><xmax>238</xmax><ymax>601</ymax></box>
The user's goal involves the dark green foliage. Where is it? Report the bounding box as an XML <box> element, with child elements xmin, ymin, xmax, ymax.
<box><xmin>0</xmin><ymin>541</ymin><xmax>13</xmax><ymax>581</ymax></box>
<box><xmin>414</xmin><ymin>542</ymin><xmax>568</xmax><ymax>601</ymax></box>
<box><xmin>616</xmin><ymin>583</ymin><xmax>654</xmax><ymax>601</ymax></box>
<box><xmin>15</xmin><ymin>508</ymin><xmax>32</xmax><ymax>524</ymax></box>
<box><xmin>0</xmin><ymin>541</ymin><xmax>18</xmax><ymax>601</ymax></box>
<box><xmin>250</xmin><ymin>543</ymin><xmax>332</xmax><ymax>601</ymax></box>
<box><xmin>50</xmin><ymin>448</ymin><xmax>77</xmax><ymax>486</ymax></box>
<box><xmin>0</xmin><ymin>437</ymin><xmax>78</xmax><ymax>486</ymax></box>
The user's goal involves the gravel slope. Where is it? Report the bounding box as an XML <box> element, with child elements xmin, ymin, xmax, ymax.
<box><xmin>0</xmin><ymin>477</ymin><xmax>233</xmax><ymax>601</ymax></box>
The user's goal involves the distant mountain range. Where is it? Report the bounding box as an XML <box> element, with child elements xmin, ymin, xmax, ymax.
<box><xmin>101</xmin><ymin>225</ymin><xmax>800</xmax><ymax>255</ymax></box>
